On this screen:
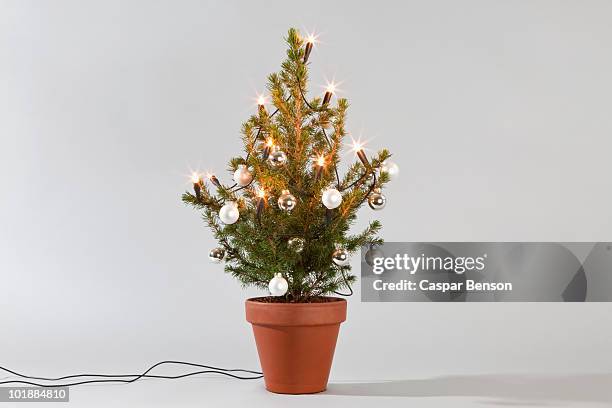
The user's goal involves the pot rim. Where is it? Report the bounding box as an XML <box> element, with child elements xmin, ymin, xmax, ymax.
<box><xmin>245</xmin><ymin>296</ymin><xmax>347</xmax><ymax>326</ymax></box>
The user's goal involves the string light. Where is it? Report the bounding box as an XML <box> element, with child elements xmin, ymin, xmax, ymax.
<box><xmin>207</xmin><ymin>172</ymin><xmax>222</xmax><ymax>189</ymax></box>
<box><xmin>191</xmin><ymin>172</ymin><xmax>200</xmax><ymax>184</ymax></box>
<box><xmin>256</xmin><ymin>94</ymin><xmax>267</xmax><ymax>114</ymax></box>
<box><xmin>262</xmin><ymin>137</ymin><xmax>274</xmax><ymax>160</ymax></box>
<box><xmin>322</xmin><ymin>81</ymin><xmax>336</xmax><ymax>105</ymax></box>
<box><xmin>352</xmin><ymin>141</ymin><xmax>370</xmax><ymax>168</ymax></box>
<box><xmin>303</xmin><ymin>33</ymin><xmax>317</xmax><ymax>63</ymax></box>
<box><xmin>191</xmin><ymin>172</ymin><xmax>203</xmax><ymax>199</ymax></box>
<box><xmin>314</xmin><ymin>154</ymin><xmax>326</xmax><ymax>181</ymax></box>
<box><xmin>187</xmin><ymin>32</ymin><xmax>382</xmax><ymax>228</ymax></box>
<box><xmin>256</xmin><ymin>187</ymin><xmax>266</xmax><ymax>222</ymax></box>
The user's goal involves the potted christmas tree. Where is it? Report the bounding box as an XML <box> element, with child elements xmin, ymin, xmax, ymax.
<box><xmin>182</xmin><ymin>28</ymin><xmax>397</xmax><ymax>394</ymax></box>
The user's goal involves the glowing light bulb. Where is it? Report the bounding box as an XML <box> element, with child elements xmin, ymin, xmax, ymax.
<box><xmin>262</xmin><ymin>138</ymin><xmax>274</xmax><ymax>160</ymax></box>
<box><xmin>317</xmin><ymin>154</ymin><xmax>326</xmax><ymax>167</ymax></box>
<box><xmin>314</xmin><ymin>154</ymin><xmax>326</xmax><ymax>181</ymax></box>
<box><xmin>322</xmin><ymin>82</ymin><xmax>336</xmax><ymax>105</ymax></box>
<box><xmin>303</xmin><ymin>32</ymin><xmax>317</xmax><ymax>63</ymax></box>
<box><xmin>352</xmin><ymin>141</ymin><xmax>369</xmax><ymax>167</ymax></box>
<box><xmin>191</xmin><ymin>172</ymin><xmax>202</xmax><ymax>199</ymax></box>
<box><xmin>256</xmin><ymin>94</ymin><xmax>267</xmax><ymax>115</ymax></box>
<box><xmin>255</xmin><ymin>187</ymin><xmax>266</xmax><ymax>222</ymax></box>
<box><xmin>352</xmin><ymin>141</ymin><xmax>364</xmax><ymax>153</ymax></box>
<box><xmin>326</xmin><ymin>82</ymin><xmax>336</xmax><ymax>94</ymax></box>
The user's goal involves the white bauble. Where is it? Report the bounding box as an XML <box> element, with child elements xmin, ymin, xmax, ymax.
<box><xmin>219</xmin><ymin>201</ymin><xmax>239</xmax><ymax>224</ymax></box>
<box><xmin>268</xmin><ymin>273</ymin><xmax>288</xmax><ymax>296</ymax></box>
<box><xmin>321</xmin><ymin>188</ymin><xmax>342</xmax><ymax>209</ymax></box>
<box><xmin>233</xmin><ymin>165</ymin><xmax>252</xmax><ymax>187</ymax></box>
<box><xmin>381</xmin><ymin>161</ymin><xmax>399</xmax><ymax>179</ymax></box>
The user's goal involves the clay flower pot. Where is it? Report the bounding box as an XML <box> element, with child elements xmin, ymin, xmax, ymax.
<box><xmin>245</xmin><ymin>297</ymin><xmax>347</xmax><ymax>394</ymax></box>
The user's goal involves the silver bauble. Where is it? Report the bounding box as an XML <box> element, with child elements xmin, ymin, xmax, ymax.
<box><xmin>368</xmin><ymin>188</ymin><xmax>386</xmax><ymax>211</ymax></box>
<box><xmin>219</xmin><ymin>201</ymin><xmax>240</xmax><ymax>224</ymax></box>
<box><xmin>208</xmin><ymin>247</ymin><xmax>225</xmax><ymax>263</ymax></box>
<box><xmin>268</xmin><ymin>150</ymin><xmax>287</xmax><ymax>167</ymax></box>
<box><xmin>288</xmin><ymin>237</ymin><xmax>305</xmax><ymax>253</ymax></box>
<box><xmin>321</xmin><ymin>188</ymin><xmax>342</xmax><ymax>209</ymax></box>
<box><xmin>365</xmin><ymin>247</ymin><xmax>384</xmax><ymax>267</ymax></box>
<box><xmin>381</xmin><ymin>161</ymin><xmax>399</xmax><ymax>179</ymax></box>
<box><xmin>233</xmin><ymin>165</ymin><xmax>252</xmax><ymax>187</ymax></box>
<box><xmin>268</xmin><ymin>273</ymin><xmax>288</xmax><ymax>296</ymax></box>
<box><xmin>278</xmin><ymin>190</ymin><xmax>296</xmax><ymax>212</ymax></box>
<box><xmin>332</xmin><ymin>248</ymin><xmax>350</xmax><ymax>266</ymax></box>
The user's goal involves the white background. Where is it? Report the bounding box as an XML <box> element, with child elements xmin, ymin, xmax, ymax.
<box><xmin>1</xmin><ymin>1</ymin><xmax>611</xmax><ymax>406</ymax></box>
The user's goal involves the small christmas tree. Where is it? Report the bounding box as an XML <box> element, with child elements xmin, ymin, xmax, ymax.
<box><xmin>183</xmin><ymin>28</ymin><xmax>396</xmax><ymax>302</ymax></box>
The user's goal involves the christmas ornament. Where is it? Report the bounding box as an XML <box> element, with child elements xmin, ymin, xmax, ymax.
<box><xmin>381</xmin><ymin>161</ymin><xmax>399</xmax><ymax>179</ymax></box>
<box><xmin>332</xmin><ymin>248</ymin><xmax>350</xmax><ymax>266</ymax></box>
<box><xmin>288</xmin><ymin>237</ymin><xmax>305</xmax><ymax>253</ymax></box>
<box><xmin>233</xmin><ymin>165</ymin><xmax>252</xmax><ymax>187</ymax></box>
<box><xmin>321</xmin><ymin>188</ymin><xmax>342</xmax><ymax>209</ymax></box>
<box><xmin>268</xmin><ymin>148</ymin><xmax>287</xmax><ymax>168</ymax></box>
<box><xmin>365</xmin><ymin>246</ymin><xmax>384</xmax><ymax>267</ymax></box>
<box><xmin>268</xmin><ymin>273</ymin><xmax>288</xmax><ymax>296</ymax></box>
<box><xmin>208</xmin><ymin>247</ymin><xmax>225</xmax><ymax>263</ymax></box>
<box><xmin>219</xmin><ymin>201</ymin><xmax>240</xmax><ymax>224</ymax></box>
<box><xmin>277</xmin><ymin>190</ymin><xmax>296</xmax><ymax>212</ymax></box>
<box><xmin>368</xmin><ymin>188</ymin><xmax>386</xmax><ymax>211</ymax></box>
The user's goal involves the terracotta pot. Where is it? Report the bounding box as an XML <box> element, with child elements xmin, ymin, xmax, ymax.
<box><xmin>245</xmin><ymin>297</ymin><xmax>347</xmax><ymax>394</ymax></box>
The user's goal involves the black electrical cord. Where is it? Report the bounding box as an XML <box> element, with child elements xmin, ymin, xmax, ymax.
<box><xmin>0</xmin><ymin>360</ymin><xmax>262</xmax><ymax>388</ymax></box>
